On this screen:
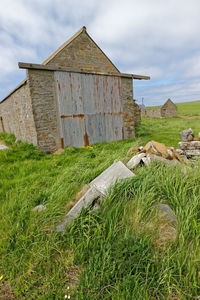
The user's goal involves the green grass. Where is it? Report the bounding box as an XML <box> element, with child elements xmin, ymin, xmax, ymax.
<box><xmin>176</xmin><ymin>101</ymin><xmax>200</xmax><ymax>116</ymax></box>
<box><xmin>0</xmin><ymin>113</ymin><xmax>200</xmax><ymax>299</ymax></box>
<box><xmin>136</xmin><ymin>116</ymin><xmax>200</xmax><ymax>146</ymax></box>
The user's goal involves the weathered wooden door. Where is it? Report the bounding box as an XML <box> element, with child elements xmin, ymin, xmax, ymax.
<box><xmin>54</xmin><ymin>71</ymin><xmax>123</xmax><ymax>147</ymax></box>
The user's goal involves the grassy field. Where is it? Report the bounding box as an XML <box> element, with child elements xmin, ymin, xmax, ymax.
<box><xmin>1</xmin><ymin>104</ymin><xmax>200</xmax><ymax>299</ymax></box>
<box><xmin>147</xmin><ymin>100</ymin><xmax>200</xmax><ymax>116</ymax></box>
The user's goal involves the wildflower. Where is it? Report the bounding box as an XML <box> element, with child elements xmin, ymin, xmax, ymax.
<box><xmin>0</xmin><ymin>275</ymin><xmax>3</xmax><ymax>281</ymax></box>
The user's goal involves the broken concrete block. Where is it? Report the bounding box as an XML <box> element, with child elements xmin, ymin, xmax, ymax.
<box><xmin>90</xmin><ymin>161</ymin><xmax>135</xmax><ymax>195</ymax></box>
<box><xmin>32</xmin><ymin>204</ymin><xmax>47</xmax><ymax>212</ymax></box>
<box><xmin>0</xmin><ymin>145</ymin><xmax>8</xmax><ymax>151</ymax></box>
<box><xmin>179</xmin><ymin>141</ymin><xmax>200</xmax><ymax>150</ymax></box>
<box><xmin>158</xmin><ymin>204</ymin><xmax>177</xmax><ymax>226</ymax></box>
<box><xmin>126</xmin><ymin>153</ymin><xmax>146</xmax><ymax>169</ymax></box>
<box><xmin>180</xmin><ymin>128</ymin><xmax>194</xmax><ymax>142</ymax></box>
<box><xmin>56</xmin><ymin>161</ymin><xmax>135</xmax><ymax>232</ymax></box>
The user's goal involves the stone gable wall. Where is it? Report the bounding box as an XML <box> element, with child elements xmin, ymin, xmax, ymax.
<box><xmin>45</xmin><ymin>31</ymin><xmax>119</xmax><ymax>74</ymax></box>
<box><xmin>0</xmin><ymin>83</ymin><xmax>37</xmax><ymax>145</ymax></box>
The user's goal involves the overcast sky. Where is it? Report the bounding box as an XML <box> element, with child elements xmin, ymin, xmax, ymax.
<box><xmin>0</xmin><ymin>0</ymin><xmax>200</xmax><ymax>106</ymax></box>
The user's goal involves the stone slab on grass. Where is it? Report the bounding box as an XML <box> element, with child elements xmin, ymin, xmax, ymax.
<box><xmin>179</xmin><ymin>141</ymin><xmax>200</xmax><ymax>150</ymax></box>
<box><xmin>56</xmin><ymin>187</ymin><xmax>101</xmax><ymax>232</ymax></box>
<box><xmin>56</xmin><ymin>161</ymin><xmax>135</xmax><ymax>232</ymax></box>
<box><xmin>90</xmin><ymin>161</ymin><xmax>135</xmax><ymax>195</ymax></box>
<box><xmin>0</xmin><ymin>145</ymin><xmax>8</xmax><ymax>151</ymax></box>
<box><xmin>185</xmin><ymin>150</ymin><xmax>200</xmax><ymax>156</ymax></box>
<box><xmin>158</xmin><ymin>204</ymin><xmax>177</xmax><ymax>226</ymax></box>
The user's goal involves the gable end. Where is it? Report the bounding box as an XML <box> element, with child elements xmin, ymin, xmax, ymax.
<box><xmin>43</xmin><ymin>27</ymin><xmax>119</xmax><ymax>73</ymax></box>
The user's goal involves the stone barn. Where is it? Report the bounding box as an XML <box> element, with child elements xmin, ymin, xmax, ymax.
<box><xmin>161</xmin><ymin>99</ymin><xmax>177</xmax><ymax>117</ymax></box>
<box><xmin>0</xmin><ymin>27</ymin><xmax>150</xmax><ymax>152</ymax></box>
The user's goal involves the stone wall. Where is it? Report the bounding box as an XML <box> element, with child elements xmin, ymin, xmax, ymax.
<box><xmin>121</xmin><ymin>77</ymin><xmax>135</xmax><ymax>139</ymax></box>
<box><xmin>0</xmin><ymin>117</ymin><xmax>4</xmax><ymax>132</ymax></box>
<box><xmin>142</xmin><ymin>108</ymin><xmax>162</xmax><ymax>118</ymax></box>
<box><xmin>161</xmin><ymin>104</ymin><xmax>177</xmax><ymax>117</ymax></box>
<box><xmin>0</xmin><ymin>82</ymin><xmax>37</xmax><ymax>145</ymax></box>
<box><xmin>45</xmin><ymin>30</ymin><xmax>119</xmax><ymax>74</ymax></box>
<box><xmin>27</xmin><ymin>69</ymin><xmax>61</xmax><ymax>152</ymax></box>
<box><xmin>133</xmin><ymin>100</ymin><xmax>141</xmax><ymax>125</ymax></box>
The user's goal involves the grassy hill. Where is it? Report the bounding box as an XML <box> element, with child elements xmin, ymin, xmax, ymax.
<box><xmin>1</xmin><ymin>111</ymin><xmax>200</xmax><ymax>299</ymax></box>
<box><xmin>146</xmin><ymin>100</ymin><xmax>200</xmax><ymax>116</ymax></box>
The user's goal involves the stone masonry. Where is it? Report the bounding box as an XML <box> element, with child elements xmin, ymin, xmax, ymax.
<box><xmin>0</xmin><ymin>27</ymin><xmax>149</xmax><ymax>152</ymax></box>
<box><xmin>121</xmin><ymin>78</ymin><xmax>135</xmax><ymax>139</ymax></box>
<box><xmin>44</xmin><ymin>27</ymin><xmax>119</xmax><ymax>74</ymax></box>
<box><xmin>0</xmin><ymin>82</ymin><xmax>37</xmax><ymax>145</ymax></box>
<box><xmin>27</xmin><ymin>69</ymin><xmax>61</xmax><ymax>152</ymax></box>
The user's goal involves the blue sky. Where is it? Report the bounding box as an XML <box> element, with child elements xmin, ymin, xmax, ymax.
<box><xmin>1</xmin><ymin>0</ymin><xmax>200</xmax><ymax>106</ymax></box>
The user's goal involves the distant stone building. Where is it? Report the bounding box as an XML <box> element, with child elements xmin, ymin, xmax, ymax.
<box><xmin>161</xmin><ymin>99</ymin><xmax>178</xmax><ymax>117</ymax></box>
<box><xmin>142</xmin><ymin>99</ymin><xmax>177</xmax><ymax>118</ymax></box>
<box><xmin>0</xmin><ymin>26</ymin><xmax>150</xmax><ymax>152</ymax></box>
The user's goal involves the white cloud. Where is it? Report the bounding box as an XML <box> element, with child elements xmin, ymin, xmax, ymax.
<box><xmin>0</xmin><ymin>0</ymin><xmax>200</xmax><ymax>104</ymax></box>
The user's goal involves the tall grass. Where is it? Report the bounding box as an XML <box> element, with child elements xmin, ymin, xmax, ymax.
<box><xmin>1</xmin><ymin>120</ymin><xmax>200</xmax><ymax>299</ymax></box>
<box><xmin>68</xmin><ymin>161</ymin><xmax>200</xmax><ymax>299</ymax></box>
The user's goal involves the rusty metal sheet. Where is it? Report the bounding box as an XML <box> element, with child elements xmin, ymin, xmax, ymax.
<box><xmin>54</xmin><ymin>71</ymin><xmax>123</xmax><ymax>147</ymax></box>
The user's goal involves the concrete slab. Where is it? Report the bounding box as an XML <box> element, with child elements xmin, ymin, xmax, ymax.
<box><xmin>56</xmin><ymin>161</ymin><xmax>135</xmax><ymax>232</ymax></box>
<box><xmin>158</xmin><ymin>204</ymin><xmax>177</xmax><ymax>226</ymax></box>
<box><xmin>90</xmin><ymin>161</ymin><xmax>135</xmax><ymax>195</ymax></box>
<box><xmin>56</xmin><ymin>187</ymin><xmax>101</xmax><ymax>232</ymax></box>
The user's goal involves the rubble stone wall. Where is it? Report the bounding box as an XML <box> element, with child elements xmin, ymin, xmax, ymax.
<box><xmin>133</xmin><ymin>101</ymin><xmax>141</xmax><ymax>125</ymax></box>
<box><xmin>27</xmin><ymin>69</ymin><xmax>61</xmax><ymax>152</ymax></box>
<box><xmin>143</xmin><ymin>108</ymin><xmax>162</xmax><ymax>118</ymax></box>
<box><xmin>0</xmin><ymin>83</ymin><xmax>37</xmax><ymax>145</ymax></box>
<box><xmin>121</xmin><ymin>77</ymin><xmax>135</xmax><ymax>139</ymax></box>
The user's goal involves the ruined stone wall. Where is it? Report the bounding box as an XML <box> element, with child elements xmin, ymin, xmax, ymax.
<box><xmin>143</xmin><ymin>108</ymin><xmax>162</xmax><ymax>118</ymax></box>
<box><xmin>0</xmin><ymin>83</ymin><xmax>37</xmax><ymax>145</ymax></box>
<box><xmin>27</xmin><ymin>69</ymin><xmax>61</xmax><ymax>152</ymax></box>
<box><xmin>133</xmin><ymin>100</ymin><xmax>141</xmax><ymax>125</ymax></box>
<box><xmin>121</xmin><ymin>78</ymin><xmax>135</xmax><ymax>139</ymax></box>
<box><xmin>45</xmin><ymin>31</ymin><xmax>119</xmax><ymax>73</ymax></box>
